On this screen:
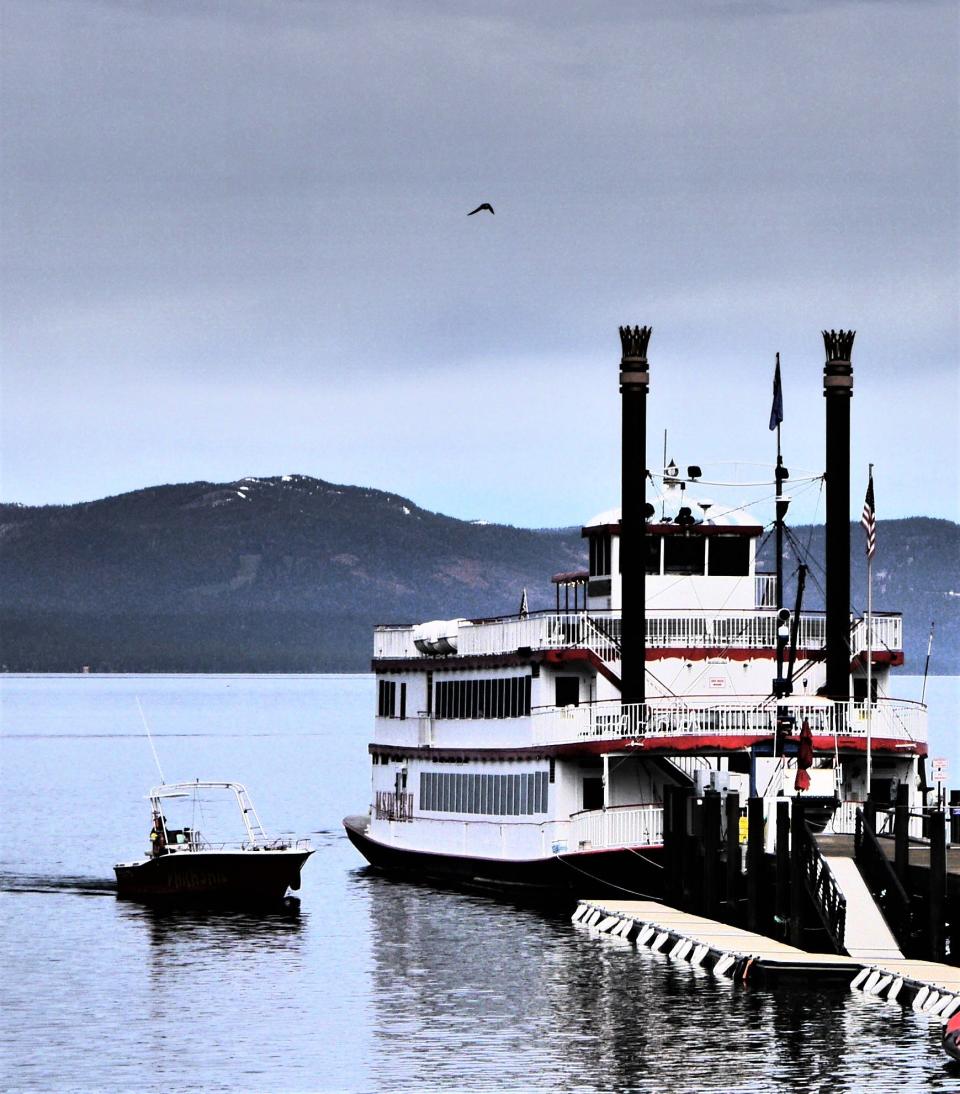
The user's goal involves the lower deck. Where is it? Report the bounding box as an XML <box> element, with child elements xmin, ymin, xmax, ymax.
<box><xmin>344</xmin><ymin>814</ymin><xmax>663</xmax><ymax>900</ymax></box>
<box><xmin>366</xmin><ymin>745</ymin><xmax>922</xmax><ymax>863</ymax></box>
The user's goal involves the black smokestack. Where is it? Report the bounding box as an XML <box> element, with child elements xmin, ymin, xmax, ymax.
<box><xmin>822</xmin><ymin>328</ymin><xmax>856</xmax><ymax>698</ymax></box>
<box><xmin>619</xmin><ymin>324</ymin><xmax>651</xmax><ymax>705</ymax></box>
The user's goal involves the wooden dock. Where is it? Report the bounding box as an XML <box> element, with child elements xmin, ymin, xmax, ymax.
<box><xmin>574</xmin><ymin>898</ymin><xmax>960</xmax><ymax>1022</ymax></box>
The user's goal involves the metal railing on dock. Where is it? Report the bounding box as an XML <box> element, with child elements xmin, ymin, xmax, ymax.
<box><xmin>796</xmin><ymin>815</ymin><xmax>847</xmax><ymax>951</ymax></box>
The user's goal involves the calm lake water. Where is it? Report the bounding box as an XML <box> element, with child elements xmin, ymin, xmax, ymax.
<box><xmin>1</xmin><ymin>673</ymin><xmax>958</xmax><ymax>1092</ymax></box>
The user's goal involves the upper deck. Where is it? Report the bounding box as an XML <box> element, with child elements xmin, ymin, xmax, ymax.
<box><xmin>372</xmin><ymin>606</ymin><xmax>903</xmax><ymax>663</ymax></box>
<box><xmin>371</xmin><ymin>695</ymin><xmax>927</xmax><ymax>754</ymax></box>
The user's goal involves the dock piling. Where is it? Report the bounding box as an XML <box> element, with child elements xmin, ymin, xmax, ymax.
<box><xmin>789</xmin><ymin>797</ymin><xmax>806</xmax><ymax>948</ymax></box>
<box><xmin>895</xmin><ymin>783</ymin><xmax>909</xmax><ymax>885</ymax></box>
<box><xmin>776</xmin><ymin>800</ymin><xmax>790</xmax><ymax>931</ymax></box>
<box><xmin>930</xmin><ymin>809</ymin><xmax>947</xmax><ymax>962</ymax></box>
<box><xmin>725</xmin><ymin>791</ymin><xmax>741</xmax><ymax>920</ymax></box>
<box><xmin>747</xmin><ymin>795</ymin><xmax>764</xmax><ymax>931</ymax></box>
<box><xmin>703</xmin><ymin>790</ymin><xmax>722</xmax><ymax>919</ymax></box>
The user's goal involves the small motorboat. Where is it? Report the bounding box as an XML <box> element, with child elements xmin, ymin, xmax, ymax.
<box><xmin>114</xmin><ymin>781</ymin><xmax>313</xmax><ymax>904</ymax></box>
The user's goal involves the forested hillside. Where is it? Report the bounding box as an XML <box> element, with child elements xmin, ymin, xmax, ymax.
<box><xmin>1</xmin><ymin>476</ymin><xmax>956</xmax><ymax>673</ymax></box>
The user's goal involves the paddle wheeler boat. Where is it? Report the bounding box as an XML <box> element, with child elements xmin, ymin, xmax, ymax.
<box><xmin>344</xmin><ymin>327</ymin><xmax>927</xmax><ymax>896</ymax></box>
<box><xmin>115</xmin><ymin>780</ymin><xmax>313</xmax><ymax>903</ymax></box>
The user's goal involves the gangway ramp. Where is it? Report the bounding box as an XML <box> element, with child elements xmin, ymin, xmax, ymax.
<box><xmin>822</xmin><ymin>854</ymin><xmax>903</xmax><ymax>961</ymax></box>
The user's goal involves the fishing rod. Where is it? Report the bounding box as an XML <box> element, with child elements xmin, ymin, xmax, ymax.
<box><xmin>921</xmin><ymin>622</ymin><xmax>935</xmax><ymax>706</ymax></box>
<box><xmin>136</xmin><ymin>696</ymin><xmax>165</xmax><ymax>784</ymax></box>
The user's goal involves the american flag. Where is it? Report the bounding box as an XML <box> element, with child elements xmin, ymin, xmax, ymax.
<box><xmin>861</xmin><ymin>471</ymin><xmax>876</xmax><ymax>560</ymax></box>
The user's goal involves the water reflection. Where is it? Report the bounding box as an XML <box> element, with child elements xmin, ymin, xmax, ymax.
<box><xmin>106</xmin><ymin>900</ymin><xmax>309</xmax><ymax>1084</ymax></box>
<box><xmin>359</xmin><ymin>872</ymin><xmax>957</xmax><ymax>1093</ymax></box>
<box><xmin>119</xmin><ymin>898</ymin><xmax>305</xmax><ymax>957</ymax></box>
<box><xmin>0</xmin><ymin>871</ymin><xmax>117</xmax><ymax>896</ymax></box>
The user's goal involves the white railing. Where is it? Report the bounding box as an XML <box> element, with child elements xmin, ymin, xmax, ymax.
<box><xmin>570</xmin><ymin>804</ymin><xmax>664</xmax><ymax>851</ymax></box>
<box><xmin>165</xmin><ymin>837</ymin><xmax>312</xmax><ymax>853</ymax></box>
<box><xmin>457</xmin><ymin>613</ymin><xmax>621</xmax><ymax>661</ymax></box>
<box><xmin>532</xmin><ymin>697</ymin><xmax>927</xmax><ymax>747</ymax></box>
<box><xmin>373</xmin><ymin>612</ymin><xmax>620</xmax><ymax>661</ymax></box>
<box><xmin>374</xmin><ymin>625</ymin><xmax>424</xmax><ymax>660</ymax></box>
<box><xmin>755</xmin><ymin>573</ymin><xmax>777</xmax><ymax>608</ymax></box>
<box><xmin>664</xmin><ymin>754</ymin><xmax>712</xmax><ymax>781</ymax></box>
<box><xmin>373</xmin><ymin>609</ymin><xmax>901</xmax><ymax>660</ymax></box>
<box><xmin>828</xmin><ymin>801</ymin><xmax>927</xmax><ymax>840</ymax></box>
<box><xmin>851</xmin><ymin>615</ymin><xmax>903</xmax><ymax>654</ymax></box>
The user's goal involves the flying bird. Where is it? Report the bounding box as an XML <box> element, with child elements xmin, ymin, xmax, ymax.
<box><xmin>467</xmin><ymin>203</ymin><xmax>495</xmax><ymax>215</ymax></box>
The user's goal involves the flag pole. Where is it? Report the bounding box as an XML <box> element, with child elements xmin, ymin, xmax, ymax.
<box><xmin>769</xmin><ymin>353</ymin><xmax>787</xmax><ymax>757</ymax></box>
<box><xmin>866</xmin><ymin>463</ymin><xmax>874</xmax><ymax>794</ymax></box>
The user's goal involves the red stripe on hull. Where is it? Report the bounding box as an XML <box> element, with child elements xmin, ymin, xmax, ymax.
<box><xmin>370</xmin><ymin>735</ymin><xmax>924</xmax><ymax>761</ymax></box>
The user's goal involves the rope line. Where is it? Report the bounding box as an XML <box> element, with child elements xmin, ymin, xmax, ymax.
<box><xmin>554</xmin><ymin>853</ymin><xmax>661</xmax><ymax>899</ymax></box>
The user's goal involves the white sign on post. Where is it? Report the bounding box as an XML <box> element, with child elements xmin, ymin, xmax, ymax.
<box><xmin>933</xmin><ymin>758</ymin><xmax>949</xmax><ymax>786</ymax></box>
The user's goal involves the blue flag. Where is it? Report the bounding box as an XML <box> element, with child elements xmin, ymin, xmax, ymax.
<box><xmin>769</xmin><ymin>356</ymin><xmax>783</xmax><ymax>431</ymax></box>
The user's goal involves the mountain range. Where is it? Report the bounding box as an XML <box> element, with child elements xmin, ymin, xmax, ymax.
<box><xmin>1</xmin><ymin>475</ymin><xmax>956</xmax><ymax>674</ymax></box>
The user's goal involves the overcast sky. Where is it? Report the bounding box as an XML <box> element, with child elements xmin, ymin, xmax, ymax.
<box><xmin>2</xmin><ymin>0</ymin><xmax>957</xmax><ymax>527</ymax></box>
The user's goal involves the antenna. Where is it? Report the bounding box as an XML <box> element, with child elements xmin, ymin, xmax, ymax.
<box><xmin>662</xmin><ymin>429</ymin><xmax>667</xmax><ymax>519</ymax></box>
<box><xmin>136</xmin><ymin>696</ymin><xmax>165</xmax><ymax>784</ymax></box>
<box><xmin>921</xmin><ymin>622</ymin><xmax>935</xmax><ymax>705</ymax></box>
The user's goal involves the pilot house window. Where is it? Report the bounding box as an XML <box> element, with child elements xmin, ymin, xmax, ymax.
<box><xmin>589</xmin><ymin>532</ymin><xmax>612</xmax><ymax>576</ymax></box>
<box><xmin>708</xmin><ymin>536</ymin><xmax>750</xmax><ymax>577</ymax></box>
<box><xmin>645</xmin><ymin>535</ymin><xmax>662</xmax><ymax>574</ymax></box>
<box><xmin>664</xmin><ymin>536</ymin><xmax>705</xmax><ymax>575</ymax></box>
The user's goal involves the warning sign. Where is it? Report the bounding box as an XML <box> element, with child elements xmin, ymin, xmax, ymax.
<box><xmin>932</xmin><ymin>757</ymin><xmax>948</xmax><ymax>786</ymax></box>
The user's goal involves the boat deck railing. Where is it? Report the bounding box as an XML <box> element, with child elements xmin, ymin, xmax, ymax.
<box><xmin>570</xmin><ymin>803</ymin><xmax>664</xmax><ymax>852</ymax></box>
<box><xmin>373</xmin><ymin>609</ymin><xmax>902</xmax><ymax>662</ymax></box>
<box><xmin>161</xmin><ymin>836</ymin><xmax>311</xmax><ymax>853</ymax></box>
<box><xmin>531</xmin><ymin>696</ymin><xmax>926</xmax><ymax>747</ymax></box>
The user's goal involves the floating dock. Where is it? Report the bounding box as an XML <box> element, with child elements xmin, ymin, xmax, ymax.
<box><xmin>574</xmin><ymin>898</ymin><xmax>960</xmax><ymax>1023</ymax></box>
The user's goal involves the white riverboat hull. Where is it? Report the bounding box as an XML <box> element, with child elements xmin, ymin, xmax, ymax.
<box><xmin>344</xmin><ymin>814</ymin><xmax>662</xmax><ymax>900</ymax></box>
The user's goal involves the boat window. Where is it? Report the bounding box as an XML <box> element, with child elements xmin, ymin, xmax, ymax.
<box><xmin>664</xmin><ymin>536</ymin><xmax>705</xmax><ymax>575</ymax></box>
<box><xmin>853</xmin><ymin>676</ymin><xmax>878</xmax><ymax>702</ymax></box>
<box><xmin>435</xmin><ymin>676</ymin><xmax>531</xmax><ymax>719</ymax></box>
<box><xmin>582</xmin><ymin>777</ymin><xmax>604</xmax><ymax>811</ymax></box>
<box><xmin>377</xmin><ymin>680</ymin><xmax>397</xmax><ymax>717</ymax></box>
<box><xmin>645</xmin><ymin>535</ymin><xmax>662</xmax><ymax>575</ymax></box>
<box><xmin>708</xmin><ymin>536</ymin><xmax>750</xmax><ymax>576</ymax></box>
<box><xmin>555</xmin><ymin>676</ymin><xmax>579</xmax><ymax>707</ymax></box>
<box><xmin>420</xmin><ymin>770</ymin><xmax>549</xmax><ymax>816</ymax></box>
<box><xmin>589</xmin><ymin>532</ymin><xmax>612</xmax><ymax>576</ymax></box>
